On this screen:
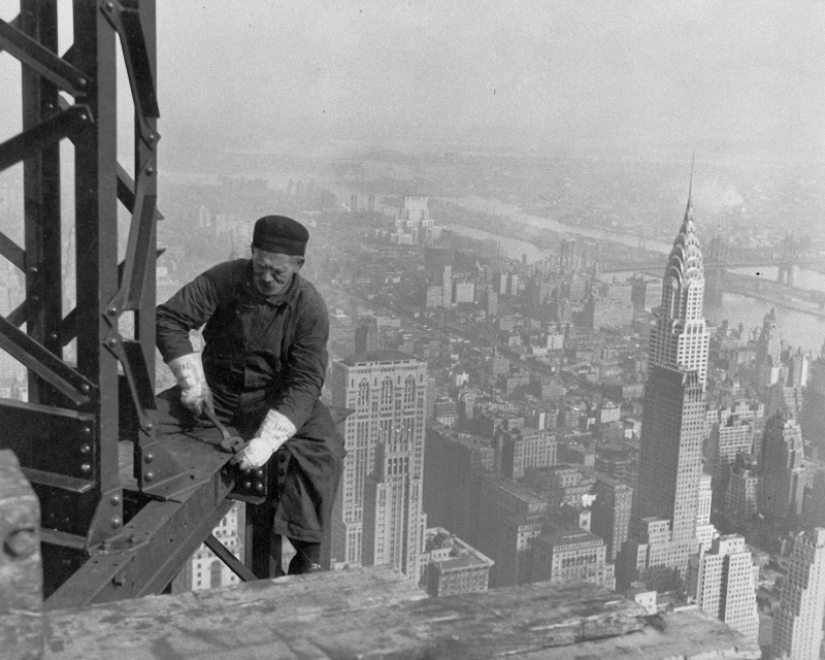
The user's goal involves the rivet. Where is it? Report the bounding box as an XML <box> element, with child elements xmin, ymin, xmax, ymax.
<box><xmin>31</xmin><ymin>295</ymin><xmax>40</xmax><ymax>302</ymax></box>
<box><xmin>80</xmin><ymin>463</ymin><xmax>91</xmax><ymax>474</ymax></box>
<box><xmin>111</xmin><ymin>517</ymin><xmax>122</xmax><ymax>528</ymax></box>
<box><xmin>145</xmin><ymin>422</ymin><xmax>154</xmax><ymax>431</ymax></box>
<box><xmin>48</xmin><ymin>332</ymin><xmax>58</xmax><ymax>341</ymax></box>
<box><xmin>3</xmin><ymin>530</ymin><xmax>37</xmax><ymax>559</ymax></box>
<box><xmin>145</xmin><ymin>167</ymin><xmax>154</xmax><ymax>176</ymax></box>
<box><xmin>254</xmin><ymin>483</ymin><xmax>263</xmax><ymax>492</ymax></box>
<box><xmin>243</xmin><ymin>481</ymin><xmax>252</xmax><ymax>489</ymax></box>
<box><xmin>255</xmin><ymin>469</ymin><xmax>263</xmax><ymax>477</ymax></box>
<box><xmin>78</xmin><ymin>77</ymin><xmax>87</xmax><ymax>87</ymax></box>
<box><xmin>147</xmin><ymin>133</ymin><xmax>155</xmax><ymax>143</ymax></box>
<box><xmin>106</xmin><ymin>337</ymin><xmax>117</xmax><ymax>347</ymax></box>
<box><xmin>29</xmin><ymin>265</ymin><xmax>38</xmax><ymax>274</ymax></box>
<box><xmin>105</xmin><ymin>1</ymin><xmax>114</xmax><ymax>11</ymax></box>
<box><xmin>79</xmin><ymin>444</ymin><xmax>91</xmax><ymax>455</ymax></box>
<box><xmin>80</xmin><ymin>384</ymin><xmax>90</xmax><ymax>394</ymax></box>
<box><xmin>107</xmin><ymin>306</ymin><xmax>118</xmax><ymax>316</ymax></box>
<box><xmin>110</xmin><ymin>494</ymin><xmax>121</xmax><ymax>505</ymax></box>
<box><xmin>144</xmin><ymin>452</ymin><xmax>154</xmax><ymax>463</ymax></box>
<box><xmin>144</xmin><ymin>471</ymin><xmax>154</xmax><ymax>482</ymax></box>
<box><xmin>79</xmin><ymin>113</ymin><xmax>88</xmax><ymax>121</ymax></box>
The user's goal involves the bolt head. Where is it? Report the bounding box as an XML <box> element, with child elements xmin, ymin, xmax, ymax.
<box><xmin>144</xmin><ymin>452</ymin><xmax>154</xmax><ymax>463</ymax></box>
<box><xmin>111</xmin><ymin>516</ymin><xmax>122</xmax><ymax>529</ymax></box>
<box><xmin>144</xmin><ymin>471</ymin><xmax>154</xmax><ymax>482</ymax></box>
<box><xmin>4</xmin><ymin>530</ymin><xmax>37</xmax><ymax>559</ymax></box>
<box><xmin>243</xmin><ymin>481</ymin><xmax>252</xmax><ymax>489</ymax></box>
<box><xmin>110</xmin><ymin>493</ymin><xmax>121</xmax><ymax>505</ymax></box>
<box><xmin>80</xmin><ymin>384</ymin><xmax>91</xmax><ymax>394</ymax></box>
<box><xmin>80</xmin><ymin>444</ymin><xmax>91</xmax><ymax>455</ymax></box>
<box><xmin>80</xmin><ymin>463</ymin><xmax>92</xmax><ymax>474</ymax></box>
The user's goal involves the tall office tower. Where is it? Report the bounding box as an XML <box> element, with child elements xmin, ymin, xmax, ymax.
<box><xmin>800</xmin><ymin>355</ymin><xmax>825</xmax><ymax>461</ymax></box>
<box><xmin>590</xmin><ymin>474</ymin><xmax>633</xmax><ymax>562</ymax></box>
<box><xmin>477</xmin><ymin>477</ymin><xmax>547</xmax><ymax>587</ymax></box>
<box><xmin>423</xmin><ymin>426</ymin><xmax>494</xmax><ymax>546</ymax></box>
<box><xmin>687</xmin><ymin>535</ymin><xmax>759</xmax><ymax>641</ymax></box>
<box><xmin>707</xmin><ymin>415</ymin><xmax>754</xmax><ymax>506</ymax></box>
<box><xmin>442</xmin><ymin>265</ymin><xmax>452</xmax><ymax>308</ymax></box>
<box><xmin>759</xmin><ymin>414</ymin><xmax>807</xmax><ymax>523</ymax></box>
<box><xmin>772</xmin><ymin>528</ymin><xmax>825</xmax><ymax>660</ymax></box>
<box><xmin>329</xmin><ymin>351</ymin><xmax>428</xmax><ymax>582</ymax></box>
<box><xmin>623</xmin><ymin>186</ymin><xmax>708</xmax><ymax>589</ymax></box>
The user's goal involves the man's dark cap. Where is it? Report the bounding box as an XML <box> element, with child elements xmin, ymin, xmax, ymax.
<box><xmin>252</xmin><ymin>215</ymin><xmax>309</xmax><ymax>256</ymax></box>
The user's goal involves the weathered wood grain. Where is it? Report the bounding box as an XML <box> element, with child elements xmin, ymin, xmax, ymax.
<box><xmin>1</xmin><ymin>449</ymin><xmax>43</xmax><ymax>660</ymax></box>
<box><xmin>42</xmin><ymin>566</ymin><xmax>760</xmax><ymax>660</ymax></box>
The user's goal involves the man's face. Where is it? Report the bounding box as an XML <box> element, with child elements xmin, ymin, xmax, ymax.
<box><xmin>251</xmin><ymin>248</ymin><xmax>302</xmax><ymax>296</ymax></box>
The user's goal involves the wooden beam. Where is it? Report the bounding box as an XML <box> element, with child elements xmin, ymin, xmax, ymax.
<box><xmin>0</xmin><ymin>450</ymin><xmax>43</xmax><ymax>660</ymax></box>
<box><xmin>43</xmin><ymin>568</ymin><xmax>761</xmax><ymax>660</ymax></box>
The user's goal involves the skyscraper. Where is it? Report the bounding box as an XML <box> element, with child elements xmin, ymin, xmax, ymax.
<box><xmin>591</xmin><ymin>473</ymin><xmax>633</xmax><ymax>562</ymax></box>
<box><xmin>687</xmin><ymin>534</ymin><xmax>759</xmax><ymax>642</ymax></box>
<box><xmin>622</xmin><ymin>183</ymin><xmax>710</xmax><ymax>589</ymax></box>
<box><xmin>759</xmin><ymin>413</ymin><xmax>807</xmax><ymax>523</ymax></box>
<box><xmin>772</xmin><ymin>528</ymin><xmax>825</xmax><ymax>660</ymax></box>
<box><xmin>329</xmin><ymin>351</ymin><xmax>428</xmax><ymax>582</ymax></box>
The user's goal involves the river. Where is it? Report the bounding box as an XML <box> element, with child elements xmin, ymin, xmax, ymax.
<box><xmin>442</xmin><ymin>216</ymin><xmax>825</xmax><ymax>355</ymax></box>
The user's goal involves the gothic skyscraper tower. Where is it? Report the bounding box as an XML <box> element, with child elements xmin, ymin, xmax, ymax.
<box><xmin>648</xmin><ymin>184</ymin><xmax>709</xmax><ymax>384</ymax></box>
<box><xmin>621</xmin><ymin>178</ymin><xmax>710</xmax><ymax>590</ymax></box>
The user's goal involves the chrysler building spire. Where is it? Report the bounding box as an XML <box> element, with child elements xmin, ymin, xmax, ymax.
<box><xmin>649</xmin><ymin>167</ymin><xmax>709</xmax><ymax>385</ymax></box>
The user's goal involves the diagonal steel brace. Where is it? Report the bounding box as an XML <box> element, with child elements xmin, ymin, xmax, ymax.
<box><xmin>0</xmin><ymin>314</ymin><xmax>95</xmax><ymax>405</ymax></box>
<box><xmin>0</xmin><ymin>17</ymin><xmax>91</xmax><ymax>96</ymax></box>
<box><xmin>0</xmin><ymin>104</ymin><xmax>93</xmax><ymax>173</ymax></box>
<box><xmin>100</xmin><ymin>0</ymin><xmax>160</xmax><ymax>147</ymax></box>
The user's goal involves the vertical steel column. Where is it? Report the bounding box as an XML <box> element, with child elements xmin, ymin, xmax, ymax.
<box><xmin>71</xmin><ymin>0</ymin><xmax>124</xmax><ymax>544</ymax></box>
<box><xmin>21</xmin><ymin>0</ymin><xmax>62</xmax><ymax>406</ymax></box>
<box><xmin>125</xmin><ymin>0</ymin><xmax>163</xmax><ymax>488</ymax></box>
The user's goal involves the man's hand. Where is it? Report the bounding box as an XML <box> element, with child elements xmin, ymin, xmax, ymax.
<box><xmin>167</xmin><ymin>353</ymin><xmax>213</xmax><ymax>417</ymax></box>
<box><xmin>235</xmin><ymin>410</ymin><xmax>296</xmax><ymax>471</ymax></box>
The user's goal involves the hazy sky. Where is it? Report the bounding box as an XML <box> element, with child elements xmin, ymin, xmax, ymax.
<box><xmin>1</xmin><ymin>1</ymin><xmax>824</xmax><ymax>161</ymax></box>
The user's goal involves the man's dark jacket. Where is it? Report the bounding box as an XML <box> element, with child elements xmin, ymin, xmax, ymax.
<box><xmin>156</xmin><ymin>259</ymin><xmax>342</xmax><ymax>542</ymax></box>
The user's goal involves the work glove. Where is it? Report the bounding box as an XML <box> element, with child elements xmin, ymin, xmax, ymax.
<box><xmin>235</xmin><ymin>409</ymin><xmax>296</xmax><ymax>471</ymax></box>
<box><xmin>167</xmin><ymin>352</ymin><xmax>213</xmax><ymax>417</ymax></box>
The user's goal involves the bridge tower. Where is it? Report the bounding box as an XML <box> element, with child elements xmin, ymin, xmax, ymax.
<box><xmin>704</xmin><ymin>235</ymin><xmax>728</xmax><ymax>308</ymax></box>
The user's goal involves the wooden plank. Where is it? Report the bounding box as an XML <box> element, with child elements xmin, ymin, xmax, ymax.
<box><xmin>42</xmin><ymin>568</ymin><xmax>759</xmax><ymax>660</ymax></box>
<box><xmin>0</xmin><ymin>450</ymin><xmax>44</xmax><ymax>660</ymax></box>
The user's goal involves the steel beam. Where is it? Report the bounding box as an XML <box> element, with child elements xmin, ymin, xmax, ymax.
<box><xmin>0</xmin><ymin>103</ymin><xmax>93</xmax><ymax>172</ymax></box>
<box><xmin>0</xmin><ymin>16</ymin><xmax>90</xmax><ymax>95</ymax></box>
<box><xmin>204</xmin><ymin>533</ymin><xmax>258</xmax><ymax>582</ymax></box>
<box><xmin>0</xmin><ymin>230</ymin><xmax>25</xmax><ymax>271</ymax></box>
<box><xmin>44</xmin><ymin>434</ymin><xmax>237</xmax><ymax>608</ymax></box>
<box><xmin>0</xmin><ymin>315</ymin><xmax>94</xmax><ymax>405</ymax></box>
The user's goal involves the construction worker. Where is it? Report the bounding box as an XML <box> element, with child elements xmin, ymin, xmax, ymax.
<box><xmin>156</xmin><ymin>215</ymin><xmax>343</xmax><ymax>574</ymax></box>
